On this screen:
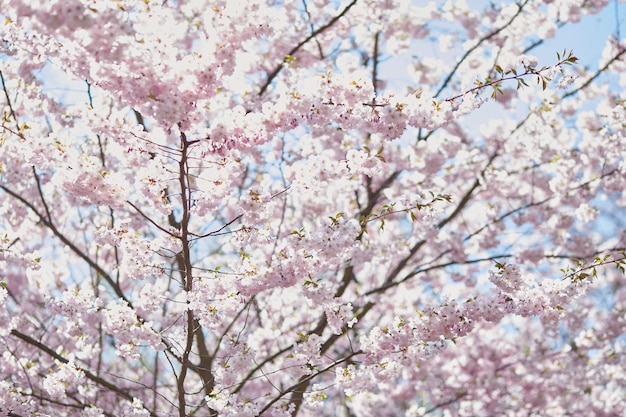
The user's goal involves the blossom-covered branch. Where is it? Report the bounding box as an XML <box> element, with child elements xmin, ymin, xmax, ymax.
<box><xmin>1</xmin><ymin>1</ymin><xmax>625</xmax><ymax>416</ymax></box>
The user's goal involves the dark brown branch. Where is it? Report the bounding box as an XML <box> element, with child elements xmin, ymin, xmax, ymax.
<box><xmin>562</xmin><ymin>46</ymin><xmax>626</xmax><ymax>98</ymax></box>
<box><xmin>259</xmin><ymin>0</ymin><xmax>358</xmax><ymax>96</ymax></box>
<box><xmin>423</xmin><ymin>391</ymin><xmax>469</xmax><ymax>415</ymax></box>
<box><xmin>0</xmin><ymin>69</ymin><xmax>19</xmax><ymax>126</ymax></box>
<box><xmin>434</xmin><ymin>0</ymin><xmax>530</xmax><ymax>98</ymax></box>
<box><xmin>190</xmin><ymin>213</ymin><xmax>244</xmax><ymax>240</ymax></box>
<box><xmin>301</xmin><ymin>0</ymin><xmax>325</xmax><ymax>59</ymax></box>
<box><xmin>127</xmin><ymin>200</ymin><xmax>179</xmax><ymax>237</ymax></box>
<box><xmin>194</xmin><ymin>320</ymin><xmax>215</xmax><ymax>400</ymax></box>
<box><xmin>370</xmin><ymin>254</ymin><xmax>512</xmax><ymax>296</ymax></box>
<box><xmin>0</xmin><ymin>184</ymin><xmax>126</xmax><ymax>301</ymax></box>
<box><xmin>361</xmin><ymin>171</ymin><xmax>400</xmax><ymax>220</ymax></box>
<box><xmin>175</xmin><ymin>129</ymin><xmax>198</xmax><ymax>417</ymax></box>
<box><xmin>32</xmin><ymin>167</ymin><xmax>54</xmax><ymax>225</ymax></box>
<box><xmin>256</xmin><ymin>350</ymin><xmax>362</xmax><ymax>416</ymax></box>
<box><xmin>437</xmin><ymin>151</ymin><xmax>498</xmax><ymax>230</ymax></box>
<box><xmin>371</xmin><ymin>31</ymin><xmax>381</xmax><ymax>95</ymax></box>
<box><xmin>9</xmin><ymin>329</ymin><xmax>158</xmax><ymax>417</ymax></box>
<box><xmin>465</xmin><ymin>166</ymin><xmax>619</xmax><ymax>243</ymax></box>
<box><xmin>230</xmin><ymin>343</ymin><xmax>295</xmax><ymax>395</ymax></box>
<box><xmin>287</xmin><ymin>169</ymin><xmax>400</xmax><ymax>412</ymax></box>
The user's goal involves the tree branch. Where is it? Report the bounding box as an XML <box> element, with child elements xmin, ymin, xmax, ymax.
<box><xmin>258</xmin><ymin>0</ymin><xmax>358</xmax><ymax>96</ymax></box>
<box><xmin>9</xmin><ymin>329</ymin><xmax>158</xmax><ymax>417</ymax></box>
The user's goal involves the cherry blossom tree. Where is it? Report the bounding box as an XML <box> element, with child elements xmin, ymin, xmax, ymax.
<box><xmin>1</xmin><ymin>0</ymin><xmax>626</xmax><ymax>416</ymax></box>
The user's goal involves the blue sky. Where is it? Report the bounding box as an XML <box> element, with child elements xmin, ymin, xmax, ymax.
<box><xmin>378</xmin><ymin>1</ymin><xmax>623</xmax><ymax>92</ymax></box>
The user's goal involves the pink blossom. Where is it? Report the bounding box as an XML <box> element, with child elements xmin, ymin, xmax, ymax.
<box><xmin>1</xmin><ymin>1</ymin><xmax>625</xmax><ymax>416</ymax></box>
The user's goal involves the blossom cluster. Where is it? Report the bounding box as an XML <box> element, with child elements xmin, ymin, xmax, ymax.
<box><xmin>1</xmin><ymin>0</ymin><xmax>625</xmax><ymax>416</ymax></box>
